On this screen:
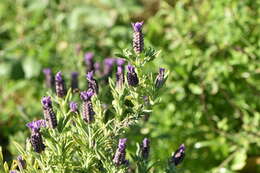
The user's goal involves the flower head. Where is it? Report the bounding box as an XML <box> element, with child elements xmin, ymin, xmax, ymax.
<box><xmin>140</xmin><ymin>138</ymin><xmax>150</xmax><ymax>159</ymax></box>
<box><xmin>132</xmin><ymin>21</ymin><xmax>144</xmax><ymax>32</ymax></box>
<box><xmin>43</xmin><ymin>68</ymin><xmax>51</xmax><ymax>75</ymax></box>
<box><xmin>26</xmin><ymin>120</ymin><xmax>46</xmax><ymax>132</ymax></box>
<box><xmin>170</xmin><ymin>144</ymin><xmax>185</xmax><ymax>166</ymax></box>
<box><xmin>55</xmin><ymin>71</ymin><xmax>67</xmax><ymax>97</ymax></box>
<box><xmin>80</xmin><ymin>90</ymin><xmax>94</xmax><ymax>101</ymax></box>
<box><xmin>55</xmin><ymin>71</ymin><xmax>63</xmax><ymax>81</ymax></box>
<box><xmin>86</xmin><ymin>71</ymin><xmax>94</xmax><ymax>80</ymax></box>
<box><xmin>155</xmin><ymin>68</ymin><xmax>166</xmax><ymax>89</ymax></box>
<box><xmin>127</xmin><ymin>65</ymin><xmax>139</xmax><ymax>86</ymax></box>
<box><xmin>41</xmin><ymin>96</ymin><xmax>52</xmax><ymax>109</ymax></box>
<box><xmin>113</xmin><ymin>138</ymin><xmax>128</xmax><ymax>166</ymax></box>
<box><xmin>84</xmin><ymin>52</ymin><xmax>94</xmax><ymax>62</ymax></box>
<box><xmin>70</xmin><ymin>102</ymin><xmax>78</xmax><ymax>113</ymax></box>
<box><xmin>116</xmin><ymin>58</ymin><xmax>126</xmax><ymax>66</ymax></box>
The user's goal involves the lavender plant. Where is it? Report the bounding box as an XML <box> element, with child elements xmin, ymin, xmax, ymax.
<box><xmin>1</xmin><ymin>22</ymin><xmax>185</xmax><ymax>173</ymax></box>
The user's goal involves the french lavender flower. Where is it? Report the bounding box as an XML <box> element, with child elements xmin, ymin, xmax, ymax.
<box><xmin>43</xmin><ymin>68</ymin><xmax>54</xmax><ymax>89</ymax></box>
<box><xmin>116</xmin><ymin>58</ymin><xmax>126</xmax><ymax>67</ymax></box>
<box><xmin>170</xmin><ymin>144</ymin><xmax>185</xmax><ymax>166</ymax></box>
<box><xmin>113</xmin><ymin>138</ymin><xmax>128</xmax><ymax>166</ymax></box>
<box><xmin>84</xmin><ymin>52</ymin><xmax>95</xmax><ymax>72</ymax></box>
<box><xmin>140</xmin><ymin>138</ymin><xmax>150</xmax><ymax>159</ymax></box>
<box><xmin>94</xmin><ymin>62</ymin><xmax>100</xmax><ymax>74</ymax></box>
<box><xmin>86</xmin><ymin>71</ymin><xmax>99</xmax><ymax>94</ymax></box>
<box><xmin>127</xmin><ymin>65</ymin><xmax>139</xmax><ymax>87</ymax></box>
<box><xmin>80</xmin><ymin>90</ymin><xmax>95</xmax><ymax>123</ymax></box>
<box><xmin>55</xmin><ymin>71</ymin><xmax>67</xmax><ymax>98</ymax></box>
<box><xmin>26</xmin><ymin>120</ymin><xmax>46</xmax><ymax>153</ymax></box>
<box><xmin>155</xmin><ymin>68</ymin><xmax>166</xmax><ymax>89</ymax></box>
<box><xmin>17</xmin><ymin>155</ymin><xmax>26</xmax><ymax>170</ymax></box>
<box><xmin>103</xmin><ymin>58</ymin><xmax>115</xmax><ymax>76</ymax></box>
<box><xmin>42</xmin><ymin>96</ymin><xmax>57</xmax><ymax>128</ymax></box>
<box><xmin>116</xmin><ymin>66</ymin><xmax>125</xmax><ymax>88</ymax></box>
<box><xmin>132</xmin><ymin>21</ymin><xmax>144</xmax><ymax>54</ymax></box>
<box><xmin>69</xmin><ymin>101</ymin><xmax>78</xmax><ymax>113</ymax></box>
<box><xmin>9</xmin><ymin>170</ymin><xmax>18</xmax><ymax>173</ymax></box>
<box><xmin>71</xmin><ymin>72</ymin><xmax>79</xmax><ymax>92</ymax></box>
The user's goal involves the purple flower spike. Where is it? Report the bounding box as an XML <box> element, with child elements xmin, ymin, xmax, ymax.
<box><xmin>170</xmin><ymin>144</ymin><xmax>185</xmax><ymax>166</ymax></box>
<box><xmin>70</xmin><ymin>102</ymin><xmax>78</xmax><ymax>113</ymax></box>
<box><xmin>132</xmin><ymin>21</ymin><xmax>144</xmax><ymax>54</ymax></box>
<box><xmin>113</xmin><ymin>138</ymin><xmax>128</xmax><ymax>166</ymax></box>
<box><xmin>41</xmin><ymin>96</ymin><xmax>57</xmax><ymax>129</ymax></box>
<box><xmin>55</xmin><ymin>71</ymin><xmax>67</xmax><ymax>97</ymax></box>
<box><xmin>80</xmin><ymin>90</ymin><xmax>95</xmax><ymax>123</ymax></box>
<box><xmin>103</xmin><ymin>58</ymin><xmax>115</xmax><ymax>76</ymax></box>
<box><xmin>26</xmin><ymin>120</ymin><xmax>46</xmax><ymax>132</ymax></box>
<box><xmin>30</xmin><ymin>130</ymin><xmax>45</xmax><ymax>153</ymax></box>
<box><xmin>84</xmin><ymin>52</ymin><xmax>94</xmax><ymax>72</ymax></box>
<box><xmin>140</xmin><ymin>138</ymin><xmax>150</xmax><ymax>159</ymax></box>
<box><xmin>86</xmin><ymin>71</ymin><xmax>99</xmax><ymax>94</ymax></box>
<box><xmin>116</xmin><ymin>66</ymin><xmax>124</xmax><ymax>88</ymax></box>
<box><xmin>131</xmin><ymin>21</ymin><xmax>144</xmax><ymax>32</ymax></box>
<box><xmin>43</xmin><ymin>68</ymin><xmax>54</xmax><ymax>89</ymax></box>
<box><xmin>127</xmin><ymin>65</ymin><xmax>139</xmax><ymax>87</ymax></box>
<box><xmin>17</xmin><ymin>155</ymin><xmax>26</xmax><ymax>170</ymax></box>
<box><xmin>155</xmin><ymin>68</ymin><xmax>166</xmax><ymax>89</ymax></box>
<box><xmin>71</xmin><ymin>72</ymin><xmax>79</xmax><ymax>92</ymax></box>
<box><xmin>116</xmin><ymin>58</ymin><xmax>126</xmax><ymax>66</ymax></box>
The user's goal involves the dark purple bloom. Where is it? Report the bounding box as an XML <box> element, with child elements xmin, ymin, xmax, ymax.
<box><xmin>113</xmin><ymin>138</ymin><xmax>128</xmax><ymax>166</ymax></box>
<box><xmin>155</xmin><ymin>68</ymin><xmax>166</xmax><ymax>89</ymax></box>
<box><xmin>84</xmin><ymin>52</ymin><xmax>94</xmax><ymax>72</ymax></box>
<box><xmin>71</xmin><ymin>72</ymin><xmax>79</xmax><ymax>92</ymax></box>
<box><xmin>127</xmin><ymin>65</ymin><xmax>139</xmax><ymax>87</ymax></box>
<box><xmin>132</xmin><ymin>21</ymin><xmax>144</xmax><ymax>54</ymax></box>
<box><xmin>69</xmin><ymin>101</ymin><xmax>78</xmax><ymax>113</ymax></box>
<box><xmin>170</xmin><ymin>144</ymin><xmax>185</xmax><ymax>166</ymax></box>
<box><xmin>27</xmin><ymin>120</ymin><xmax>45</xmax><ymax>153</ymax></box>
<box><xmin>140</xmin><ymin>138</ymin><xmax>150</xmax><ymax>159</ymax></box>
<box><xmin>43</xmin><ymin>68</ymin><xmax>54</xmax><ymax>89</ymax></box>
<box><xmin>80</xmin><ymin>90</ymin><xmax>95</xmax><ymax>123</ymax></box>
<box><xmin>55</xmin><ymin>71</ymin><xmax>67</xmax><ymax>98</ymax></box>
<box><xmin>41</xmin><ymin>96</ymin><xmax>57</xmax><ymax>129</ymax></box>
<box><xmin>30</xmin><ymin>130</ymin><xmax>45</xmax><ymax>153</ymax></box>
<box><xmin>86</xmin><ymin>71</ymin><xmax>99</xmax><ymax>94</ymax></box>
<box><xmin>116</xmin><ymin>66</ymin><xmax>124</xmax><ymax>88</ymax></box>
<box><xmin>17</xmin><ymin>155</ymin><xmax>26</xmax><ymax>170</ymax></box>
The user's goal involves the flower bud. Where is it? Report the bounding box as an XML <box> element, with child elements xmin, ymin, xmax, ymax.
<box><xmin>116</xmin><ymin>66</ymin><xmax>124</xmax><ymax>88</ymax></box>
<box><xmin>113</xmin><ymin>138</ymin><xmax>128</xmax><ymax>166</ymax></box>
<box><xmin>17</xmin><ymin>155</ymin><xmax>26</xmax><ymax>170</ymax></box>
<box><xmin>69</xmin><ymin>101</ymin><xmax>78</xmax><ymax>113</ymax></box>
<box><xmin>55</xmin><ymin>71</ymin><xmax>67</xmax><ymax>98</ymax></box>
<box><xmin>84</xmin><ymin>52</ymin><xmax>94</xmax><ymax>72</ymax></box>
<box><xmin>42</xmin><ymin>96</ymin><xmax>57</xmax><ymax>128</ymax></box>
<box><xmin>155</xmin><ymin>68</ymin><xmax>166</xmax><ymax>89</ymax></box>
<box><xmin>170</xmin><ymin>144</ymin><xmax>185</xmax><ymax>166</ymax></box>
<box><xmin>132</xmin><ymin>22</ymin><xmax>144</xmax><ymax>54</ymax></box>
<box><xmin>140</xmin><ymin>138</ymin><xmax>150</xmax><ymax>159</ymax></box>
<box><xmin>80</xmin><ymin>90</ymin><xmax>95</xmax><ymax>123</ymax></box>
<box><xmin>71</xmin><ymin>72</ymin><xmax>79</xmax><ymax>92</ymax></box>
<box><xmin>43</xmin><ymin>68</ymin><xmax>54</xmax><ymax>89</ymax></box>
<box><xmin>86</xmin><ymin>71</ymin><xmax>99</xmax><ymax>94</ymax></box>
<box><xmin>127</xmin><ymin>65</ymin><xmax>139</xmax><ymax>87</ymax></box>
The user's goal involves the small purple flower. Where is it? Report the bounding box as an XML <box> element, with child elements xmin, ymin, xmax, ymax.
<box><xmin>155</xmin><ymin>68</ymin><xmax>166</xmax><ymax>89</ymax></box>
<box><xmin>116</xmin><ymin>66</ymin><xmax>124</xmax><ymax>88</ymax></box>
<box><xmin>17</xmin><ymin>155</ymin><xmax>26</xmax><ymax>170</ymax></box>
<box><xmin>69</xmin><ymin>102</ymin><xmax>78</xmax><ymax>113</ymax></box>
<box><xmin>103</xmin><ymin>58</ymin><xmax>115</xmax><ymax>76</ymax></box>
<box><xmin>116</xmin><ymin>58</ymin><xmax>126</xmax><ymax>66</ymax></box>
<box><xmin>43</xmin><ymin>68</ymin><xmax>54</xmax><ymax>89</ymax></box>
<box><xmin>55</xmin><ymin>71</ymin><xmax>67</xmax><ymax>98</ymax></box>
<box><xmin>132</xmin><ymin>22</ymin><xmax>144</xmax><ymax>32</ymax></box>
<box><xmin>84</xmin><ymin>52</ymin><xmax>94</xmax><ymax>72</ymax></box>
<box><xmin>94</xmin><ymin>62</ymin><xmax>100</xmax><ymax>74</ymax></box>
<box><xmin>26</xmin><ymin>120</ymin><xmax>46</xmax><ymax>132</ymax></box>
<box><xmin>41</xmin><ymin>96</ymin><xmax>57</xmax><ymax>129</ymax></box>
<box><xmin>140</xmin><ymin>138</ymin><xmax>150</xmax><ymax>159</ymax></box>
<box><xmin>80</xmin><ymin>90</ymin><xmax>95</xmax><ymax>123</ymax></box>
<box><xmin>127</xmin><ymin>65</ymin><xmax>139</xmax><ymax>87</ymax></box>
<box><xmin>132</xmin><ymin>21</ymin><xmax>144</xmax><ymax>54</ymax></box>
<box><xmin>170</xmin><ymin>144</ymin><xmax>185</xmax><ymax>166</ymax></box>
<box><xmin>113</xmin><ymin>138</ymin><xmax>128</xmax><ymax>166</ymax></box>
<box><xmin>9</xmin><ymin>170</ymin><xmax>18</xmax><ymax>173</ymax></box>
<box><xmin>71</xmin><ymin>72</ymin><xmax>79</xmax><ymax>92</ymax></box>
<box><xmin>86</xmin><ymin>71</ymin><xmax>99</xmax><ymax>94</ymax></box>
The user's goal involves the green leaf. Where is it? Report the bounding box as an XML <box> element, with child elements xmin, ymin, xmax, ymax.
<box><xmin>231</xmin><ymin>149</ymin><xmax>247</xmax><ymax>170</ymax></box>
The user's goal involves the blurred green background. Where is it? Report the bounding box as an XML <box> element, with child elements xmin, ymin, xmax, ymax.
<box><xmin>0</xmin><ymin>0</ymin><xmax>259</xmax><ymax>172</ymax></box>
